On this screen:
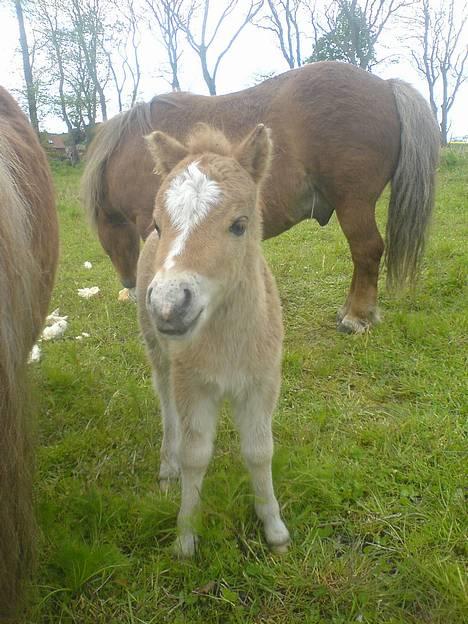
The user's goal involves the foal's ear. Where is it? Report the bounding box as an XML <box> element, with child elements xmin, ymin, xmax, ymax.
<box><xmin>235</xmin><ymin>124</ymin><xmax>272</xmax><ymax>183</ymax></box>
<box><xmin>144</xmin><ymin>131</ymin><xmax>189</xmax><ymax>176</ymax></box>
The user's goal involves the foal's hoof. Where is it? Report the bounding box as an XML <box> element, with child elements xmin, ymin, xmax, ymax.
<box><xmin>159</xmin><ymin>478</ymin><xmax>177</xmax><ymax>494</ymax></box>
<box><xmin>159</xmin><ymin>461</ymin><xmax>179</xmax><ymax>493</ymax></box>
<box><xmin>270</xmin><ymin>541</ymin><xmax>290</xmax><ymax>555</ymax></box>
<box><xmin>174</xmin><ymin>534</ymin><xmax>198</xmax><ymax>558</ymax></box>
<box><xmin>265</xmin><ymin>519</ymin><xmax>290</xmax><ymax>554</ymax></box>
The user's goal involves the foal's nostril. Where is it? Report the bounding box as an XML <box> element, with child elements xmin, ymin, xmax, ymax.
<box><xmin>182</xmin><ymin>288</ymin><xmax>191</xmax><ymax>308</ymax></box>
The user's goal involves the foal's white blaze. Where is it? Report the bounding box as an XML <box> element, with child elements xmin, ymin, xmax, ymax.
<box><xmin>163</xmin><ymin>162</ymin><xmax>221</xmax><ymax>270</ymax></box>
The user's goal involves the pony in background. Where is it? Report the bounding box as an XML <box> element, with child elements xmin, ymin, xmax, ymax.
<box><xmin>82</xmin><ymin>61</ymin><xmax>440</xmax><ymax>333</ymax></box>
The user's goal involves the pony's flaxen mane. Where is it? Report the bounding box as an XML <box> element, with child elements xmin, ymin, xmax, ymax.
<box><xmin>80</xmin><ymin>101</ymin><xmax>154</xmax><ymax>228</ymax></box>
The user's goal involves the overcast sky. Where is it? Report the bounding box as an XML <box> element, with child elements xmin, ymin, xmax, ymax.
<box><xmin>0</xmin><ymin>2</ymin><xmax>466</xmax><ymax>138</ymax></box>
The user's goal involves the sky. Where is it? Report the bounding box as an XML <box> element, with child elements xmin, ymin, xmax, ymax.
<box><xmin>0</xmin><ymin>1</ymin><xmax>466</xmax><ymax>138</ymax></box>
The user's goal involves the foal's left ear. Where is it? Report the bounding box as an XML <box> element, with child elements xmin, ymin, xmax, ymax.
<box><xmin>234</xmin><ymin>124</ymin><xmax>273</xmax><ymax>184</ymax></box>
<box><xmin>145</xmin><ymin>131</ymin><xmax>189</xmax><ymax>177</ymax></box>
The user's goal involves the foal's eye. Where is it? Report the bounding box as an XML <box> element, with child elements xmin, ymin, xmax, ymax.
<box><xmin>153</xmin><ymin>221</ymin><xmax>161</xmax><ymax>236</ymax></box>
<box><xmin>229</xmin><ymin>217</ymin><xmax>247</xmax><ymax>236</ymax></box>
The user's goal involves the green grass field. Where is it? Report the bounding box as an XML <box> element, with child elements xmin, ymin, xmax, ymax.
<box><xmin>27</xmin><ymin>147</ymin><xmax>467</xmax><ymax>623</ymax></box>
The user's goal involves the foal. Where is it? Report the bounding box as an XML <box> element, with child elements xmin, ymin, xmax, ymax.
<box><xmin>137</xmin><ymin>124</ymin><xmax>290</xmax><ymax>556</ymax></box>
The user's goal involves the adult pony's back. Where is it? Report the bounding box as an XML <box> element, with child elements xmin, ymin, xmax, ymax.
<box><xmin>0</xmin><ymin>87</ymin><xmax>58</xmax><ymax>619</ymax></box>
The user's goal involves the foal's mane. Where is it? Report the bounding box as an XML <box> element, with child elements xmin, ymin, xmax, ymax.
<box><xmin>186</xmin><ymin>124</ymin><xmax>233</xmax><ymax>158</ymax></box>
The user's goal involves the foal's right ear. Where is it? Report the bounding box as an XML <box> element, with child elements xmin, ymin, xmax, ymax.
<box><xmin>145</xmin><ymin>131</ymin><xmax>189</xmax><ymax>177</ymax></box>
<box><xmin>234</xmin><ymin>124</ymin><xmax>273</xmax><ymax>184</ymax></box>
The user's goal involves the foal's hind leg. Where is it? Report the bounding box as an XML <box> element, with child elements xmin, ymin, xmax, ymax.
<box><xmin>233</xmin><ymin>386</ymin><xmax>290</xmax><ymax>553</ymax></box>
<box><xmin>96</xmin><ymin>211</ymin><xmax>140</xmax><ymax>290</ymax></box>
<box><xmin>335</xmin><ymin>200</ymin><xmax>384</xmax><ymax>333</ymax></box>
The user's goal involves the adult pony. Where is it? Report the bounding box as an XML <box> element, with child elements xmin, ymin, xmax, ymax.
<box><xmin>82</xmin><ymin>61</ymin><xmax>440</xmax><ymax>333</ymax></box>
<box><xmin>137</xmin><ymin>123</ymin><xmax>289</xmax><ymax>556</ymax></box>
<box><xmin>0</xmin><ymin>88</ymin><xmax>58</xmax><ymax>619</ymax></box>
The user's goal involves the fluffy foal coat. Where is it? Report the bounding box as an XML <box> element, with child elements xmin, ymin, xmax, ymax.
<box><xmin>137</xmin><ymin>124</ymin><xmax>290</xmax><ymax>556</ymax></box>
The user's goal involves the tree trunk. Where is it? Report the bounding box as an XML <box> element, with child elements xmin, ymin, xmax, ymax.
<box><xmin>440</xmin><ymin>108</ymin><xmax>448</xmax><ymax>146</ymax></box>
<box><xmin>14</xmin><ymin>0</ymin><xmax>39</xmax><ymax>134</ymax></box>
<box><xmin>172</xmin><ymin>73</ymin><xmax>181</xmax><ymax>92</ymax></box>
<box><xmin>200</xmin><ymin>49</ymin><xmax>216</xmax><ymax>95</ymax></box>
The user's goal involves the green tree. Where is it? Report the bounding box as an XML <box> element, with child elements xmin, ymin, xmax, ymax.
<box><xmin>309</xmin><ymin>2</ymin><xmax>375</xmax><ymax>69</ymax></box>
<box><xmin>308</xmin><ymin>0</ymin><xmax>414</xmax><ymax>71</ymax></box>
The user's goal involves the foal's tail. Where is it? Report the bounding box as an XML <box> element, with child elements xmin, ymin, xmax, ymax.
<box><xmin>81</xmin><ymin>101</ymin><xmax>153</xmax><ymax>229</ymax></box>
<box><xmin>386</xmin><ymin>79</ymin><xmax>440</xmax><ymax>289</ymax></box>
<box><xmin>0</xmin><ymin>141</ymin><xmax>36</xmax><ymax>619</ymax></box>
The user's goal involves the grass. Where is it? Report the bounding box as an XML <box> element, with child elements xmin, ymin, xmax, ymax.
<box><xmin>26</xmin><ymin>148</ymin><xmax>467</xmax><ymax>623</ymax></box>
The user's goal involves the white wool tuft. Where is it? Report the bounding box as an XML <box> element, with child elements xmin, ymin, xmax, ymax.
<box><xmin>42</xmin><ymin>319</ymin><xmax>68</xmax><ymax>340</ymax></box>
<box><xmin>28</xmin><ymin>344</ymin><xmax>41</xmax><ymax>363</ymax></box>
<box><xmin>77</xmin><ymin>286</ymin><xmax>100</xmax><ymax>299</ymax></box>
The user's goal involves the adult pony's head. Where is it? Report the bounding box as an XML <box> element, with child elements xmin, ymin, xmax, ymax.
<box><xmin>143</xmin><ymin>123</ymin><xmax>272</xmax><ymax>340</ymax></box>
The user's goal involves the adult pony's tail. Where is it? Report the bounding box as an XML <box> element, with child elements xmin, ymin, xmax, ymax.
<box><xmin>0</xmin><ymin>138</ymin><xmax>36</xmax><ymax>619</ymax></box>
<box><xmin>385</xmin><ymin>79</ymin><xmax>440</xmax><ymax>289</ymax></box>
<box><xmin>81</xmin><ymin>101</ymin><xmax>153</xmax><ymax>229</ymax></box>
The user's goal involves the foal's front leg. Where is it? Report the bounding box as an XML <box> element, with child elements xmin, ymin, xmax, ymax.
<box><xmin>152</xmin><ymin>369</ymin><xmax>180</xmax><ymax>492</ymax></box>
<box><xmin>174</xmin><ymin>393</ymin><xmax>218</xmax><ymax>557</ymax></box>
<box><xmin>233</xmin><ymin>386</ymin><xmax>290</xmax><ymax>553</ymax></box>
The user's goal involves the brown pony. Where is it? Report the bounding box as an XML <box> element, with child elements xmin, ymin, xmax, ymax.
<box><xmin>0</xmin><ymin>88</ymin><xmax>58</xmax><ymax>620</ymax></box>
<box><xmin>81</xmin><ymin>61</ymin><xmax>439</xmax><ymax>333</ymax></box>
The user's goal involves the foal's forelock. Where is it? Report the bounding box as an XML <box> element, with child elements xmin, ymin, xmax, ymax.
<box><xmin>162</xmin><ymin>161</ymin><xmax>221</xmax><ymax>270</ymax></box>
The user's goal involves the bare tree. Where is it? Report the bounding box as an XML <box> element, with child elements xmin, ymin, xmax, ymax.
<box><xmin>106</xmin><ymin>0</ymin><xmax>142</xmax><ymax>110</ymax></box>
<box><xmin>14</xmin><ymin>0</ymin><xmax>39</xmax><ymax>133</ymax></box>
<box><xmin>145</xmin><ymin>0</ymin><xmax>184</xmax><ymax>91</ymax></box>
<box><xmin>29</xmin><ymin>0</ymin><xmax>89</xmax><ymax>163</ymax></box>
<box><xmin>309</xmin><ymin>0</ymin><xmax>415</xmax><ymax>71</ymax></box>
<box><xmin>257</xmin><ymin>0</ymin><xmax>305</xmax><ymax>68</ymax></box>
<box><xmin>178</xmin><ymin>0</ymin><xmax>264</xmax><ymax>95</ymax></box>
<box><xmin>408</xmin><ymin>0</ymin><xmax>467</xmax><ymax>145</ymax></box>
<box><xmin>68</xmin><ymin>0</ymin><xmax>109</xmax><ymax>121</ymax></box>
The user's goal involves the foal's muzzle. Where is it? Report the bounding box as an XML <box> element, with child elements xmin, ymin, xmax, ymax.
<box><xmin>147</xmin><ymin>275</ymin><xmax>203</xmax><ymax>338</ymax></box>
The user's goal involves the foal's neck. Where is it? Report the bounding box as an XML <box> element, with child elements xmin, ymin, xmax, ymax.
<box><xmin>220</xmin><ymin>242</ymin><xmax>267</xmax><ymax>324</ymax></box>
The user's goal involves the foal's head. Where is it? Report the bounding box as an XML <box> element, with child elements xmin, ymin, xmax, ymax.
<box><xmin>143</xmin><ymin>123</ymin><xmax>272</xmax><ymax>340</ymax></box>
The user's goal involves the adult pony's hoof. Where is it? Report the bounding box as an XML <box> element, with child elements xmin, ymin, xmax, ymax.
<box><xmin>174</xmin><ymin>534</ymin><xmax>198</xmax><ymax>558</ymax></box>
<box><xmin>337</xmin><ymin>316</ymin><xmax>370</xmax><ymax>334</ymax></box>
<box><xmin>337</xmin><ymin>307</ymin><xmax>381</xmax><ymax>333</ymax></box>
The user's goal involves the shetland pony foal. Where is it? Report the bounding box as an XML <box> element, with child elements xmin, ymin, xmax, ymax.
<box><xmin>137</xmin><ymin>124</ymin><xmax>290</xmax><ymax>556</ymax></box>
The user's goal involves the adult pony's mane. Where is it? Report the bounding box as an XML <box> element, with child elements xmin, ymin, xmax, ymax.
<box><xmin>81</xmin><ymin>100</ymin><xmax>154</xmax><ymax>227</ymax></box>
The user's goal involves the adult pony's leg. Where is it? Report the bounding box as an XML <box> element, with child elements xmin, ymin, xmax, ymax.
<box><xmin>175</xmin><ymin>394</ymin><xmax>219</xmax><ymax>557</ymax></box>
<box><xmin>233</xmin><ymin>386</ymin><xmax>290</xmax><ymax>553</ymax></box>
<box><xmin>96</xmin><ymin>210</ymin><xmax>140</xmax><ymax>290</ymax></box>
<box><xmin>335</xmin><ymin>200</ymin><xmax>384</xmax><ymax>333</ymax></box>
